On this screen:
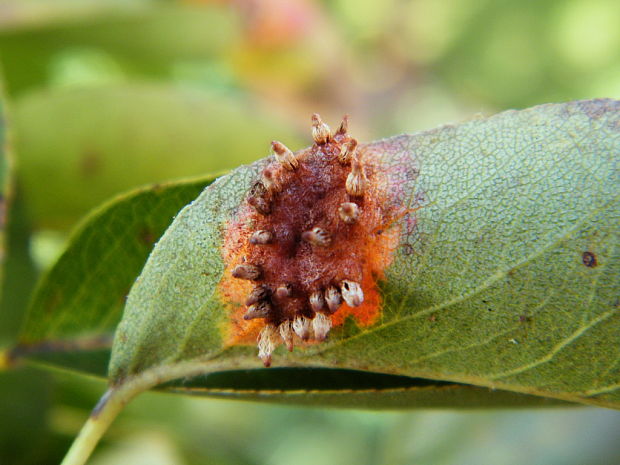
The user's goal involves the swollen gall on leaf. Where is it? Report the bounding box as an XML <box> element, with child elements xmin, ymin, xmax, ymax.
<box><xmin>222</xmin><ymin>114</ymin><xmax>401</xmax><ymax>365</ymax></box>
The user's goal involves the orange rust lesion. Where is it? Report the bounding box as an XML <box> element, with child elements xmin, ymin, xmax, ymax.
<box><xmin>329</xmin><ymin>226</ymin><xmax>400</xmax><ymax>327</ymax></box>
<box><xmin>217</xmin><ymin>114</ymin><xmax>403</xmax><ymax>364</ymax></box>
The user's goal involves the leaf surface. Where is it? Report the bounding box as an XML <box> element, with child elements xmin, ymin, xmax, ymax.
<box><xmin>109</xmin><ymin>100</ymin><xmax>620</xmax><ymax>409</ymax></box>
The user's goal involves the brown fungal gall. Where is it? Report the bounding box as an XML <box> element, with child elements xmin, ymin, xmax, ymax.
<box><xmin>275</xmin><ymin>284</ymin><xmax>293</xmax><ymax>299</ymax></box>
<box><xmin>220</xmin><ymin>114</ymin><xmax>403</xmax><ymax>365</ymax></box>
<box><xmin>340</xmin><ymin>280</ymin><xmax>364</xmax><ymax>307</ymax></box>
<box><xmin>338</xmin><ymin>202</ymin><xmax>360</xmax><ymax>224</ymax></box>
<box><xmin>249</xmin><ymin>230</ymin><xmax>273</xmax><ymax>245</ymax></box>
<box><xmin>310</xmin><ymin>290</ymin><xmax>326</xmax><ymax>312</ymax></box>
<box><xmin>248</xmin><ymin>196</ymin><xmax>271</xmax><ymax>215</ymax></box>
<box><xmin>248</xmin><ymin>181</ymin><xmax>272</xmax><ymax>215</ymax></box>
<box><xmin>312</xmin><ymin>313</ymin><xmax>332</xmax><ymax>341</ymax></box>
<box><xmin>302</xmin><ymin>227</ymin><xmax>332</xmax><ymax>247</ymax></box>
<box><xmin>244</xmin><ymin>301</ymin><xmax>271</xmax><ymax>320</ymax></box>
<box><xmin>292</xmin><ymin>315</ymin><xmax>311</xmax><ymax>340</ymax></box>
<box><xmin>346</xmin><ymin>158</ymin><xmax>365</xmax><ymax>197</ymax></box>
<box><xmin>335</xmin><ymin>114</ymin><xmax>349</xmax><ymax>136</ymax></box>
<box><xmin>245</xmin><ymin>284</ymin><xmax>270</xmax><ymax>306</ymax></box>
<box><xmin>262</xmin><ymin>167</ymin><xmax>281</xmax><ymax>193</ymax></box>
<box><xmin>338</xmin><ymin>138</ymin><xmax>358</xmax><ymax>164</ymax></box>
<box><xmin>311</xmin><ymin>113</ymin><xmax>331</xmax><ymax>144</ymax></box>
<box><xmin>232</xmin><ymin>264</ymin><xmax>262</xmax><ymax>281</ymax></box>
<box><xmin>279</xmin><ymin>321</ymin><xmax>294</xmax><ymax>351</ymax></box>
<box><xmin>272</xmin><ymin>141</ymin><xmax>298</xmax><ymax>170</ymax></box>
<box><xmin>325</xmin><ymin>286</ymin><xmax>343</xmax><ymax>313</ymax></box>
<box><xmin>257</xmin><ymin>324</ymin><xmax>278</xmax><ymax>367</ymax></box>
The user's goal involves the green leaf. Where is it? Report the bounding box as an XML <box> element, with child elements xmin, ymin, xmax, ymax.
<box><xmin>12</xmin><ymin>85</ymin><xmax>303</xmax><ymax>228</ymax></box>
<box><xmin>10</xmin><ymin>177</ymin><xmax>214</xmax><ymax>374</ymax></box>
<box><xmin>0</xmin><ymin>3</ymin><xmax>239</xmax><ymax>96</ymax></box>
<box><xmin>108</xmin><ymin>99</ymin><xmax>619</xmax><ymax>409</ymax></box>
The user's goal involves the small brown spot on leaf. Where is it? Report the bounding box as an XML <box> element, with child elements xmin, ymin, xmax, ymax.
<box><xmin>44</xmin><ymin>291</ymin><xmax>63</xmax><ymax>315</ymax></box>
<box><xmin>120</xmin><ymin>286</ymin><xmax>131</xmax><ymax>305</ymax></box>
<box><xmin>582</xmin><ymin>251</ymin><xmax>597</xmax><ymax>268</ymax></box>
<box><xmin>80</xmin><ymin>150</ymin><xmax>103</xmax><ymax>178</ymax></box>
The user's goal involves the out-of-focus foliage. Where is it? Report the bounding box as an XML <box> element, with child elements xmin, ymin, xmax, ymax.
<box><xmin>12</xmin><ymin>86</ymin><xmax>303</xmax><ymax>228</ymax></box>
<box><xmin>0</xmin><ymin>0</ymin><xmax>619</xmax><ymax>464</ymax></box>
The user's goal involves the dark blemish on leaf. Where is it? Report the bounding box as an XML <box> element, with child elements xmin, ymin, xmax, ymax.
<box><xmin>401</xmin><ymin>244</ymin><xmax>414</xmax><ymax>255</ymax></box>
<box><xmin>80</xmin><ymin>150</ymin><xmax>103</xmax><ymax>178</ymax></box>
<box><xmin>44</xmin><ymin>291</ymin><xmax>63</xmax><ymax>315</ymax></box>
<box><xmin>120</xmin><ymin>286</ymin><xmax>131</xmax><ymax>304</ymax></box>
<box><xmin>582</xmin><ymin>251</ymin><xmax>597</xmax><ymax>268</ymax></box>
<box><xmin>139</xmin><ymin>227</ymin><xmax>156</xmax><ymax>246</ymax></box>
<box><xmin>577</xmin><ymin>99</ymin><xmax>620</xmax><ymax>120</ymax></box>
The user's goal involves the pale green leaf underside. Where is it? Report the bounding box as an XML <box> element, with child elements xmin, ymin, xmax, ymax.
<box><xmin>110</xmin><ymin>99</ymin><xmax>619</xmax><ymax>408</ymax></box>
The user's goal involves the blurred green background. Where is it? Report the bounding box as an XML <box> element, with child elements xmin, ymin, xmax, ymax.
<box><xmin>0</xmin><ymin>0</ymin><xmax>619</xmax><ymax>463</ymax></box>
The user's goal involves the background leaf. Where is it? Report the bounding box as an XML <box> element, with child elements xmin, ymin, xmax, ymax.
<box><xmin>0</xmin><ymin>78</ymin><xmax>28</xmax><ymax>347</ymax></box>
<box><xmin>0</xmin><ymin>86</ymin><xmax>11</xmax><ymax>294</ymax></box>
<box><xmin>0</xmin><ymin>188</ymin><xmax>38</xmax><ymax>346</ymax></box>
<box><xmin>0</xmin><ymin>71</ymin><xmax>68</xmax><ymax>465</ymax></box>
<box><xmin>11</xmin><ymin>177</ymin><xmax>214</xmax><ymax>375</ymax></box>
<box><xmin>109</xmin><ymin>99</ymin><xmax>620</xmax><ymax>409</ymax></box>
